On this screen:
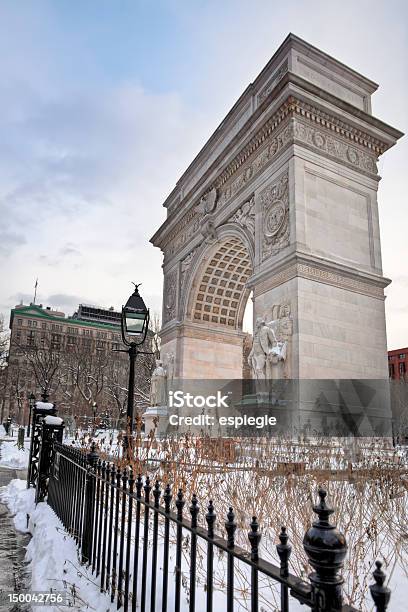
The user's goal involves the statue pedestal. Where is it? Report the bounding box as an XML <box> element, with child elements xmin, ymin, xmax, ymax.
<box><xmin>142</xmin><ymin>406</ymin><xmax>168</xmax><ymax>438</ymax></box>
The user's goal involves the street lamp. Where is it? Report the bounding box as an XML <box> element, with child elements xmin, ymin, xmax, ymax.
<box><xmin>121</xmin><ymin>283</ymin><xmax>150</xmax><ymax>342</ymax></box>
<box><xmin>92</xmin><ymin>401</ymin><xmax>97</xmax><ymax>432</ymax></box>
<box><xmin>27</xmin><ymin>393</ymin><xmax>36</xmax><ymax>437</ymax></box>
<box><xmin>119</xmin><ymin>283</ymin><xmax>150</xmax><ymax>454</ymax></box>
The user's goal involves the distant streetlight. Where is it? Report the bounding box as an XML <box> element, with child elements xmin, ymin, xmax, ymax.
<box><xmin>119</xmin><ymin>283</ymin><xmax>151</xmax><ymax>455</ymax></box>
<box><xmin>27</xmin><ymin>393</ymin><xmax>36</xmax><ymax>437</ymax></box>
<box><xmin>92</xmin><ymin>401</ymin><xmax>97</xmax><ymax>431</ymax></box>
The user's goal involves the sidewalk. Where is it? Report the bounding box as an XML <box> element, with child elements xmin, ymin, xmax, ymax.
<box><xmin>0</xmin><ymin>444</ymin><xmax>31</xmax><ymax>611</ymax></box>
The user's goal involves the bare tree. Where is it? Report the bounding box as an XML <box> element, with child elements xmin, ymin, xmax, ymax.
<box><xmin>8</xmin><ymin>367</ymin><xmax>25</xmax><ymax>422</ymax></box>
<box><xmin>0</xmin><ymin>314</ymin><xmax>9</xmax><ymax>367</ymax></box>
<box><xmin>0</xmin><ymin>315</ymin><xmax>9</xmax><ymax>420</ymax></box>
<box><xmin>103</xmin><ymin>352</ymin><xmax>129</xmax><ymax>427</ymax></box>
<box><xmin>64</xmin><ymin>342</ymin><xmax>110</xmax><ymax>410</ymax></box>
<box><xmin>16</xmin><ymin>335</ymin><xmax>63</xmax><ymax>399</ymax></box>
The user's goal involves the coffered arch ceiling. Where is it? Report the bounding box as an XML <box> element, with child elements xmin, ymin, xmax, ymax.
<box><xmin>189</xmin><ymin>236</ymin><xmax>252</xmax><ymax>329</ymax></box>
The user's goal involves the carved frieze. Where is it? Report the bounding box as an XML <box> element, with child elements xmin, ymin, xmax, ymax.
<box><xmin>217</xmin><ymin>122</ymin><xmax>293</xmax><ymax>209</ymax></box>
<box><xmin>163</xmin><ymin>268</ymin><xmax>178</xmax><ymax>324</ymax></box>
<box><xmin>293</xmin><ymin>120</ymin><xmax>377</xmax><ymax>174</ymax></box>
<box><xmin>164</xmin><ymin>212</ymin><xmax>201</xmax><ymax>260</ymax></box>
<box><xmin>253</xmin><ymin>260</ymin><xmax>386</xmax><ymax>300</ymax></box>
<box><xmin>161</xmin><ymin>96</ymin><xmax>381</xmax><ymax>263</ymax></box>
<box><xmin>260</xmin><ymin>171</ymin><xmax>290</xmax><ymax>260</ymax></box>
<box><xmin>230</xmin><ymin>196</ymin><xmax>255</xmax><ymax>236</ymax></box>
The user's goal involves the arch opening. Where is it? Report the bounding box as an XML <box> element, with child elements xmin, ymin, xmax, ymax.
<box><xmin>190</xmin><ymin>236</ymin><xmax>253</xmax><ymax>330</ymax></box>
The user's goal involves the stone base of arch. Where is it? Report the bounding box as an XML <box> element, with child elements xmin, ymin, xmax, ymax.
<box><xmin>160</xmin><ymin>322</ymin><xmax>246</xmax><ymax>379</ymax></box>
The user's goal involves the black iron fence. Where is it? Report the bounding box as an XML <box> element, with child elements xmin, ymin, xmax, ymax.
<box><xmin>41</xmin><ymin>440</ymin><xmax>392</xmax><ymax>612</ymax></box>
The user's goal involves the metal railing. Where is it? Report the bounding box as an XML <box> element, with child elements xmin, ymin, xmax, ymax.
<box><xmin>45</xmin><ymin>442</ymin><xmax>391</xmax><ymax>612</ymax></box>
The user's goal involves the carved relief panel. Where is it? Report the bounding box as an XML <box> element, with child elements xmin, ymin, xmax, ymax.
<box><xmin>163</xmin><ymin>268</ymin><xmax>178</xmax><ymax>325</ymax></box>
<box><xmin>259</xmin><ymin>170</ymin><xmax>290</xmax><ymax>261</ymax></box>
<box><xmin>230</xmin><ymin>195</ymin><xmax>255</xmax><ymax>238</ymax></box>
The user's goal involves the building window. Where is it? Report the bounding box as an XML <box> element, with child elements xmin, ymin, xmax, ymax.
<box><xmin>112</xmin><ymin>343</ymin><xmax>119</xmax><ymax>350</ymax></box>
<box><xmin>51</xmin><ymin>334</ymin><xmax>61</xmax><ymax>350</ymax></box>
<box><xmin>68</xmin><ymin>327</ymin><xmax>79</xmax><ymax>335</ymax></box>
<box><xmin>96</xmin><ymin>340</ymin><xmax>105</xmax><ymax>350</ymax></box>
<box><xmin>16</xmin><ymin>330</ymin><xmax>21</xmax><ymax>341</ymax></box>
<box><xmin>67</xmin><ymin>336</ymin><xmax>77</xmax><ymax>346</ymax></box>
<box><xmin>32</xmin><ymin>321</ymin><xmax>37</xmax><ymax>327</ymax></box>
<box><xmin>83</xmin><ymin>338</ymin><xmax>91</xmax><ymax>348</ymax></box>
<box><xmin>398</xmin><ymin>353</ymin><xmax>406</xmax><ymax>359</ymax></box>
<box><xmin>27</xmin><ymin>331</ymin><xmax>35</xmax><ymax>347</ymax></box>
<box><xmin>42</xmin><ymin>322</ymin><xmax>47</xmax><ymax>329</ymax></box>
<box><xmin>389</xmin><ymin>364</ymin><xmax>395</xmax><ymax>378</ymax></box>
<box><xmin>18</xmin><ymin>319</ymin><xmax>22</xmax><ymax>326</ymax></box>
<box><xmin>399</xmin><ymin>362</ymin><xmax>406</xmax><ymax>376</ymax></box>
<box><xmin>28</xmin><ymin>320</ymin><xmax>32</xmax><ymax>327</ymax></box>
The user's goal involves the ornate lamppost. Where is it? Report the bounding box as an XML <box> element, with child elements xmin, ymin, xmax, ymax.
<box><xmin>119</xmin><ymin>283</ymin><xmax>150</xmax><ymax>456</ymax></box>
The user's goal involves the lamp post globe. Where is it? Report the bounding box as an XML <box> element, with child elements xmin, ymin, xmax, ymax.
<box><xmin>120</xmin><ymin>283</ymin><xmax>150</xmax><ymax>457</ymax></box>
<box><xmin>121</xmin><ymin>283</ymin><xmax>150</xmax><ymax>346</ymax></box>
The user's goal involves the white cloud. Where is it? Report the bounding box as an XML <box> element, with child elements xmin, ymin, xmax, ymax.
<box><xmin>0</xmin><ymin>0</ymin><xmax>406</xmax><ymax>350</ymax></box>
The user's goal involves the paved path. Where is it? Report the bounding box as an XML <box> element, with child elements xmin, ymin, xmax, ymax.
<box><xmin>0</xmin><ymin>444</ymin><xmax>31</xmax><ymax>611</ymax></box>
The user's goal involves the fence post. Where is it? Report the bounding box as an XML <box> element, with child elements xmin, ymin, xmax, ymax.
<box><xmin>303</xmin><ymin>489</ymin><xmax>347</xmax><ymax>612</ymax></box>
<box><xmin>370</xmin><ymin>561</ymin><xmax>391</xmax><ymax>611</ymax></box>
<box><xmin>27</xmin><ymin>394</ymin><xmax>57</xmax><ymax>489</ymax></box>
<box><xmin>17</xmin><ymin>426</ymin><xmax>25</xmax><ymax>450</ymax></box>
<box><xmin>277</xmin><ymin>526</ymin><xmax>291</xmax><ymax>612</ymax></box>
<box><xmin>81</xmin><ymin>442</ymin><xmax>99</xmax><ymax>565</ymax></box>
<box><xmin>35</xmin><ymin>415</ymin><xmax>64</xmax><ymax>503</ymax></box>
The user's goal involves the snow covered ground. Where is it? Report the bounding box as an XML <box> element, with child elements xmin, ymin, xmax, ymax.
<box><xmin>0</xmin><ymin>429</ymin><xmax>407</xmax><ymax>610</ymax></box>
<box><xmin>0</xmin><ymin>423</ymin><xmax>31</xmax><ymax>469</ymax></box>
<box><xmin>1</xmin><ymin>479</ymin><xmax>116</xmax><ymax>611</ymax></box>
<box><xmin>0</xmin><ymin>439</ymin><xmax>29</xmax><ymax>469</ymax></box>
<box><xmin>0</xmin><ymin>428</ymin><xmax>115</xmax><ymax>610</ymax></box>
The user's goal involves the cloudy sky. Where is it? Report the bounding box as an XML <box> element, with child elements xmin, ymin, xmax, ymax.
<box><xmin>1</xmin><ymin>0</ymin><xmax>407</xmax><ymax>348</ymax></box>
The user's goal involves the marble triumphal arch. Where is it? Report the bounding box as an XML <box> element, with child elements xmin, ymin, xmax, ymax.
<box><xmin>151</xmin><ymin>34</ymin><xmax>403</xmax><ymax>380</ymax></box>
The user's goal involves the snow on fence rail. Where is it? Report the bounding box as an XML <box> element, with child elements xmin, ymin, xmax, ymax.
<box><xmin>43</xmin><ymin>441</ymin><xmax>391</xmax><ymax>612</ymax></box>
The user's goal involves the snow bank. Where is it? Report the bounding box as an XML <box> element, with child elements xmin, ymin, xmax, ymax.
<box><xmin>1</xmin><ymin>479</ymin><xmax>115</xmax><ymax>611</ymax></box>
<box><xmin>0</xmin><ymin>440</ymin><xmax>29</xmax><ymax>469</ymax></box>
<box><xmin>0</xmin><ymin>478</ymin><xmax>34</xmax><ymax>532</ymax></box>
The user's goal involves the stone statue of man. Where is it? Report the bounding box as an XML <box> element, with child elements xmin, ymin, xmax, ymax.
<box><xmin>248</xmin><ymin>317</ymin><xmax>276</xmax><ymax>379</ymax></box>
<box><xmin>150</xmin><ymin>359</ymin><xmax>167</xmax><ymax>406</ymax></box>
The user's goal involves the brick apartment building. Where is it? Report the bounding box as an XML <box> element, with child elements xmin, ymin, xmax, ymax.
<box><xmin>2</xmin><ymin>302</ymin><xmax>132</xmax><ymax>422</ymax></box>
<box><xmin>388</xmin><ymin>347</ymin><xmax>408</xmax><ymax>380</ymax></box>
